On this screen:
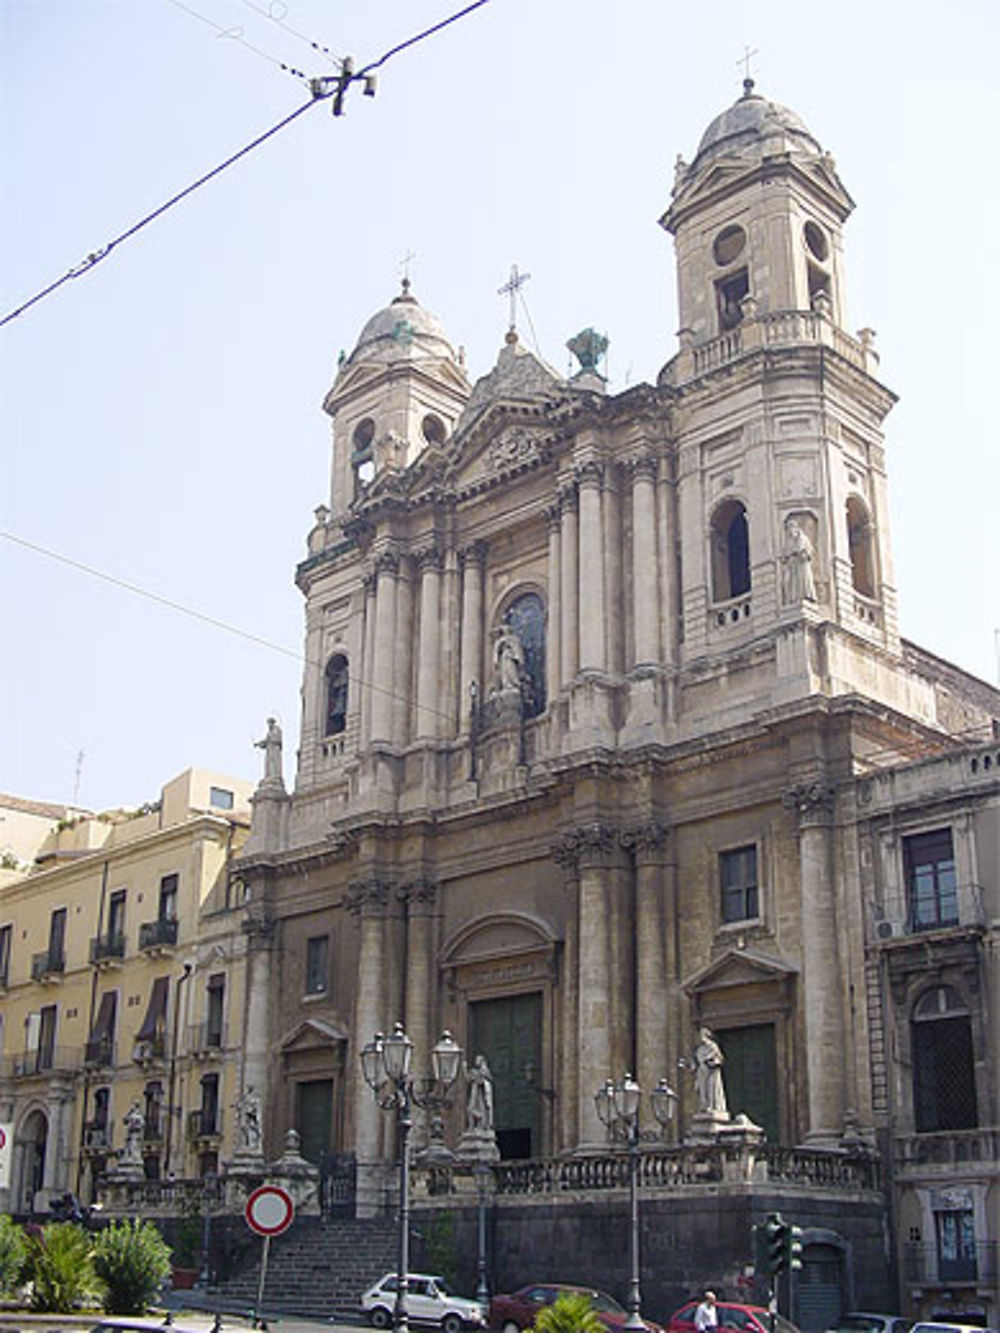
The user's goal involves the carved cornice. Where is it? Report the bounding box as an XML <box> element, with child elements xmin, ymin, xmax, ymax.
<box><xmin>782</xmin><ymin>781</ymin><xmax>835</xmax><ymax>824</ymax></box>
<box><xmin>345</xmin><ymin>878</ymin><xmax>392</xmax><ymax>917</ymax></box>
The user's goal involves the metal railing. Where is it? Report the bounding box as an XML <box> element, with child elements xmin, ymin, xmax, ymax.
<box><xmin>11</xmin><ymin>1045</ymin><xmax>81</xmax><ymax>1077</ymax></box>
<box><xmin>138</xmin><ymin>917</ymin><xmax>178</xmax><ymax>950</ymax></box>
<box><xmin>903</xmin><ymin>1240</ymin><xmax>998</xmax><ymax>1284</ymax></box>
<box><xmin>187</xmin><ymin>1020</ymin><xmax>226</xmax><ymax>1054</ymax></box>
<box><xmin>84</xmin><ymin>1036</ymin><xmax>116</xmax><ymax>1068</ymax></box>
<box><xmin>31</xmin><ymin>948</ymin><xmax>65</xmax><ymax>981</ymax></box>
<box><xmin>84</xmin><ymin>1122</ymin><xmax>112</xmax><ymax>1151</ymax></box>
<box><xmin>89</xmin><ymin>932</ymin><xmax>126</xmax><ymax>964</ymax></box>
<box><xmin>187</xmin><ymin>1108</ymin><xmax>223</xmax><ymax>1138</ymax></box>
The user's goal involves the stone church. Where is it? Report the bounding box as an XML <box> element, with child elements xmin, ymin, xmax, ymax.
<box><xmin>234</xmin><ymin>82</ymin><xmax>999</xmax><ymax>1320</ymax></box>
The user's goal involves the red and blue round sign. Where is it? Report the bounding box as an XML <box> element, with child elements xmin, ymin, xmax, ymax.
<box><xmin>244</xmin><ymin>1184</ymin><xmax>294</xmax><ymax>1237</ymax></box>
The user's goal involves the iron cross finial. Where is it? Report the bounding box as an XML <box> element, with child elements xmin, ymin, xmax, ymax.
<box><xmin>399</xmin><ymin>249</ymin><xmax>416</xmax><ymax>296</ymax></box>
<box><xmin>497</xmin><ymin>263</ymin><xmax>531</xmax><ymax>335</ymax></box>
<box><xmin>737</xmin><ymin>45</ymin><xmax>759</xmax><ymax>92</ymax></box>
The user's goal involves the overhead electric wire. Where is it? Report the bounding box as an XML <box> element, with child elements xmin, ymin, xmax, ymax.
<box><xmin>238</xmin><ymin>0</ymin><xmax>342</xmax><ymax>66</ymax></box>
<box><xmin>1</xmin><ymin>0</ymin><xmax>490</xmax><ymax>330</ymax></box>
<box><xmin>0</xmin><ymin>530</ymin><xmax>455</xmax><ymax>726</ymax></box>
<box><xmin>165</xmin><ymin>0</ymin><xmax>312</xmax><ymax>83</ymax></box>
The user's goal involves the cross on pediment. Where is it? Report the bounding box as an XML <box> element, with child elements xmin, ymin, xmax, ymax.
<box><xmin>498</xmin><ymin>263</ymin><xmax>531</xmax><ymax>335</ymax></box>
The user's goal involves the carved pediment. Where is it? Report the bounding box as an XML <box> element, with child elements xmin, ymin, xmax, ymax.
<box><xmin>279</xmin><ymin>1017</ymin><xmax>349</xmax><ymax>1054</ymax></box>
<box><xmin>442</xmin><ymin>911</ymin><xmax>557</xmax><ymax>967</ymax></box>
<box><xmin>456</xmin><ymin>342</ymin><xmax>565</xmax><ymax>435</ymax></box>
<box><xmin>684</xmin><ymin>945</ymin><xmax>798</xmax><ymax>996</ymax></box>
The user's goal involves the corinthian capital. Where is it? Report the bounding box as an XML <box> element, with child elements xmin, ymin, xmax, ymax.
<box><xmin>551</xmin><ymin>822</ymin><xmax>619</xmax><ymax>871</ymax></box>
<box><xmin>575</xmin><ymin>459</ymin><xmax>605</xmax><ymax>490</ymax></box>
<box><xmin>621</xmin><ymin>821</ymin><xmax>669</xmax><ymax>859</ymax></box>
<box><xmin>782</xmin><ymin>782</ymin><xmax>835</xmax><ymax>823</ymax></box>
<box><xmin>345</xmin><ymin>878</ymin><xmax>392</xmax><ymax>917</ymax></box>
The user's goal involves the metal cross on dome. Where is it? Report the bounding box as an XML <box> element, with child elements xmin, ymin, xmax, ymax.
<box><xmin>737</xmin><ymin>45</ymin><xmax>759</xmax><ymax>83</ymax></box>
<box><xmin>498</xmin><ymin>263</ymin><xmax>531</xmax><ymax>335</ymax></box>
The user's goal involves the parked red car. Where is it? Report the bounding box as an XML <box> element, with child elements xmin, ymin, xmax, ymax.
<box><xmin>666</xmin><ymin>1302</ymin><xmax>799</xmax><ymax>1333</ymax></box>
<box><xmin>490</xmin><ymin>1283</ymin><xmax>665</xmax><ymax>1333</ymax></box>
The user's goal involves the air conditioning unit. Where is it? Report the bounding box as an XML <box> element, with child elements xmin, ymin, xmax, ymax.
<box><xmin>874</xmin><ymin>917</ymin><xmax>903</xmax><ymax>941</ymax></box>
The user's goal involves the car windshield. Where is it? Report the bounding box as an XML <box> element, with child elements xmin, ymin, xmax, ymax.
<box><xmin>588</xmin><ymin>1293</ymin><xmax>626</xmax><ymax>1315</ymax></box>
<box><xmin>837</xmin><ymin>1320</ymin><xmax>886</xmax><ymax>1332</ymax></box>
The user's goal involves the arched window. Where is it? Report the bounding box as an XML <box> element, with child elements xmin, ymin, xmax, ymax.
<box><xmin>912</xmin><ymin>986</ymin><xmax>977</xmax><ymax>1133</ymax></box>
<box><xmin>325</xmin><ymin>654</ymin><xmax>349</xmax><ymax>736</ymax></box>
<box><xmin>503</xmin><ymin>592</ymin><xmax>546</xmax><ymax>719</ymax></box>
<box><xmin>710</xmin><ymin>499</ymin><xmax>751</xmax><ymax>602</ymax></box>
<box><xmin>846</xmin><ymin>496</ymin><xmax>875</xmax><ymax>597</ymax></box>
<box><xmin>352</xmin><ymin>418</ymin><xmax>375</xmax><ymax>494</ymax></box>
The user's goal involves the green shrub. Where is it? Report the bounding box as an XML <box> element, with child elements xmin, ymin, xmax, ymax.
<box><xmin>93</xmin><ymin>1219</ymin><xmax>172</xmax><ymax>1315</ymax></box>
<box><xmin>533</xmin><ymin>1292</ymin><xmax>606</xmax><ymax>1333</ymax></box>
<box><xmin>0</xmin><ymin>1214</ymin><xmax>29</xmax><ymax>1296</ymax></box>
<box><xmin>26</xmin><ymin>1221</ymin><xmax>104</xmax><ymax>1311</ymax></box>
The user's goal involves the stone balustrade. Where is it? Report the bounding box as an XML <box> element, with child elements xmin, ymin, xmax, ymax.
<box><xmin>894</xmin><ymin>1126</ymin><xmax>999</xmax><ymax>1173</ymax></box>
<box><xmin>667</xmin><ymin>310</ymin><xmax>878</xmax><ymax>385</ymax></box>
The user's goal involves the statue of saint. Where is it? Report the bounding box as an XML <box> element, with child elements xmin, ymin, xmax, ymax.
<box><xmin>783</xmin><ymin>519</ymin><xmax>817</xmax><ymax>604</ymax></box>
<box><xmin>255</xmin><ymin>717</ymin><xmax>284</xmax><ymax>784</ymax></box>
<box><xmin>122</xmin><ymin>1100</ymin><xmax>144</xmax><ymax>1164</ymax></box>
<box><xmin>492</xmin><ymin>624</ymin><xmax>524</xmax><ymax>694</ymax></box>
<box><xmin>692</xmin><ymin>1028</ymin><xmax>729</xmax><ymax>1117</ymax></box>
<box><xmin>235</xmin><ymin>1085</ymin><xmax>263</xmax><ymax>1153</ymax></box>
<box><xmin>464</xmin><ymin>1054</ymin><xmax>495</xmax><ymax>1133</ymax></box>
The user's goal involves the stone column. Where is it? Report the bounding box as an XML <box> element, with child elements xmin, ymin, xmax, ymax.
<box><xmin>657</xmin><ymin>457</ymin><xmax>678</xmax><ymax>671</ymax></box>
<box><xmin>370</xmin><ymin>553</ymin><xmax>398</xmax><ymax>746</ymax></box>
<box><xmin>630</xmin><ymin>454</ymin><xmax>660</xmax><ymax>667</ymax></box>
<box><xmin>556</xmin><ymin>823</ymin><xmax>618</xmax><ymax>1150</ymax></box>
<box><xmin>241</xmin><ymin>905</ymin><xmax>276</xmax><ymax>1130</ymax></box>
<box><xmin>603</xmin><ymin>467</ymin><xmax>623</xmax><ymax>675</ymax></box>
<box><xmin>459</xmin><ymin>542</ymin><xmax>486</xmax><ymax>732</ymax></box>
<box><xmin>784</xmin><ymin>781</ymin><xmax>845</xmax><ymax>1146</ymax></box>
<box><xmin>393</xmin><ymin>557</ymin><xmax>415</xmax><ymax>747</ymax></box>
<box><xmin>577</xmin><ymin>461</ymin><xmax>606</xmax><ymax>672</ymax></box>
<box><xmin>559</xmin><ymin>484</ymin><xmax>579</xmax><ymax>687</ymax></box>
<box><xmin>441</xmin><ymin>547</ymin><xmax>461</xmax><ymax>738</ymax></box>
<box><xmin>360</xmin><ymin>572</ymin><xmax>376</xmax><ymax>748</ymax></box>
<box><xmin>400</xmin><ymin>879</ymin><xmax>438</xmax><ymax>1088</ymax></box>
<box><xmin>622</xmin><ymin>823</ymin><xmax>671</xmax><ymax>1114</ymax></box>
<box><xmin>347</xmin><ymin>879</ymin><xmax>391</xmax><ymax>1212</ymax></box>
<box><xmin>416</xmin><ymin>548</ymin><xmax>443</xmax><ymax>741</ymax></box>
<box><xmin>545</xmin><ymin>506</ymin><xmax>562</xmax><ymax>699</ymax></box>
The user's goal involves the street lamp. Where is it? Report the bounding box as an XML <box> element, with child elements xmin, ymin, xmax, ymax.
<box><xmin>472</xmin><ymin>1160</ymin><xmax>492</xmax><ymax>1309</ymax></box>
<box><xmin>362</xmin><ymin>1024</ymin><xmax>463</xmax><ymax>1333</ymax></box>
<box><xmin>595</xmin><ymin>1074</ymin><xmax>677</xmax><ymax>1333</ymax></box>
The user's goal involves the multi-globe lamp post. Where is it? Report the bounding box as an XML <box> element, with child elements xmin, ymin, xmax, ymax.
<box><xmin>594</xmin><ymin>1074</ymin><xmax>678</xmax><ymax>1333</ymax></box>
<box><xmin>361</xmin><ymin>1024</ymin><xmax>463</xmax><ymax>1333</ymax></box>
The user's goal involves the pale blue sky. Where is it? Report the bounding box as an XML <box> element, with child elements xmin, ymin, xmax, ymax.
<box><xmin>2</xmin><ymin>0</ymin><xmax>998</xmax><ymax>812</ymax></box>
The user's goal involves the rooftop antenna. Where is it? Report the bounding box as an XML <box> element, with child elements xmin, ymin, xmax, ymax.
<box><xmin>498</xmin><ymin>263</ymin><xmax>531</xmax><ymax>341</ymax></box>
<box><xmin>73</xmin><ymin>750</ymin><xmax>84</xmax><ymax>806</ymax></box>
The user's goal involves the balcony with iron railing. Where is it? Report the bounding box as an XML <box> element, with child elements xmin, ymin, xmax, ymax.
<box><xmin>187</xmin><ymin>1108</ymin><xmax>223</xmax><ymax>1140</ymax></box>
<box><xmin>902</xmin><ymin>1240</ymin><xmax>998</xmax><ymax>1286</ymax></box>
<box><xmin>31</xmin><ymin>948</ymin><xmax>65</xmax><ymax>982</ymax></box>
<box><xmin>84</xmin><ymin>1121</ymin><xmax>112</xmax><ymax>1152</ymax></box>
<box><xmin>10</xmin><ymin>1045</ymin><xmax>81</xmax><ymax>1077</ymax></box>
<box><xmin>132</xmin><ymin>1035</ymin><xmax>167</xmax><ymax>1065</ymax></box>
<box><xmin>138</xmin><ymin>917</ymin><xmax>178</xmax><ymax>952</ymax></box>
<box><xmin>89</xmin><ymin>932</ymin><xmax>126</xmax><ymax>965</ymax></box>
<box><xmin>187</xmin><ymin>1020</ymin><xmax>226</xmax><ymax>1057</ymax></box>
<box><xmin>84</xmin><ymin>1036</ymin><xmax>117</xmax><ymax>1068</ymax></box>
<box><xmin>143</xmin><ymin>1112</ymin><xmax>166</xmax><ymax>1144</ymax></box>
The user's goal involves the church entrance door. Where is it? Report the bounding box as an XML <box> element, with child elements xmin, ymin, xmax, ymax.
<box><xmin>716</xmin><ymin>1024</ymin><xmax>778</xmax><ymax>1142</ymax></box>
<box><xmin>295</xmin><ymin>1078</ymin><xmax>333</xmax><ymax>1163</ymax></box>
<box><xmin>470</xmin><ymin>993</ymin><xmax>541</xmax><ymax>1160</ymax></box>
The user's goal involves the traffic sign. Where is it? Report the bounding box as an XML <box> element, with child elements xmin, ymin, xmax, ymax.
<box><xmin>245</xmin><ymin>1184</ymin><xmax>294</xmax><ymax>1237</ymax></box>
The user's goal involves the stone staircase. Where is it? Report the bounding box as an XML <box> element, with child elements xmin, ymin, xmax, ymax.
<box><xmin>208</xmin><ymin>1217</ymin><xmax>398</xmax><ymax>1319</ymax></box>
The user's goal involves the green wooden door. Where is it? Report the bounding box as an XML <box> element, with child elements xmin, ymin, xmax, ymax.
<box><xmin>716</xmin><ymin>1024</ymin><xmax>779</xmax><ymax>1143</ymax></box>
<box><xmin>470</xmin><ymin>993</ymin><xmax>542</xmax><ymax>1160</ymax></box>
<box><xmin>295</xmin><ymin>1079</ymin><xmax>333</xmax><ymax>1163</ymax></box>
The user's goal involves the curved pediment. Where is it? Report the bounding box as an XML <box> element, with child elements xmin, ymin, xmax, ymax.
<box><xmin>442</xmin><ymin>911</ymin><xmax>557</xmax><ymax>967</ymax></box>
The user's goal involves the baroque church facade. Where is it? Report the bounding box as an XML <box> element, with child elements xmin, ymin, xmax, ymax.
<box><xmin>234</xmin><ymin>83</ymin><xmax>999</xmax><ymax>1320</ymax></box>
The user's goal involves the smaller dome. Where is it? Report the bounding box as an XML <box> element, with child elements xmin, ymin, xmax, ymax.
<box><xmin>349</xmin><ymin>280</ymin><xmax>456</xmax><ymax>363</ymax></box>
<box><xmin>692</xmin><ymin>79</ymin><xmax>822</xmax><ymax>171</ymax></box>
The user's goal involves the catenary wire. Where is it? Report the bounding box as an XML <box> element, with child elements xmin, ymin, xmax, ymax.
<box><xmin>238</xmin><ymin>0</ymin><xmax>341</xmax><ymax>66</ymax></box>
<box><xmin>164</xmin><ymin>0</ymin><xmax>312</xmax><ymax>83</ymax></box>
<box><xmin>0</xmin><ymin>530</ymin><xmax>456</xmax><ymax>727</ymax></box>
<box><xmin>1</xmin><ymin>0</ymin><xmax>490</xmax><ymax>330</ymax></box>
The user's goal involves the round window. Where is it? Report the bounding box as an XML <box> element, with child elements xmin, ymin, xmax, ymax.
<box><xmin>713</xmin><ymin>224</ymin><xmax>746</xmax><ymax>267</ymax></box>
<box><xmin>422</xmin><ymin>414</ymin><xmax>446</xmax><ymax>446</ymax></box>
<box><xmin>804</xmin><ymin>221</ymin><xmax>829</xmax><ymax>262</ymax></box>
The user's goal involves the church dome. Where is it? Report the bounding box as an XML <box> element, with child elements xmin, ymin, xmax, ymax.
<box><xmin>691</xmin><ymin>80</ymin><xmax>822</xmax><ymax>170</ymax></box>
<box><xmin>348</xmin><ymin>281</ymin><xmax>457</xmax><ymax>365</ymax></box>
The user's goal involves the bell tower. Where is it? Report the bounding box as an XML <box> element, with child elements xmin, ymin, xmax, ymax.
<box><xmin>659</xmin><ymin>83</ymin><xmax>915</xmax><ymax>718</ymax></box>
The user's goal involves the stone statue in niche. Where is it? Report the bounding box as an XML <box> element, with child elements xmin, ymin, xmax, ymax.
<box><xmin>782</xmin><ymin>517</ymin><xmax>818</xmax><ymax>605</ymax></box>
<box><xmin>492</xmin><ymin>623</ymin><xmax>524</xmax><ymax>695</ymax></box>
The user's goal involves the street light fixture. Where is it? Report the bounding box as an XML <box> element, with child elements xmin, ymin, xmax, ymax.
<box><xmin>362</xmin><ymin>1024</ymin><xmax>463</xmax><ymax>1333</ymax></box>
<box><xmin>595</xmin><ymin>1073</ymin><xmax>677</xmax><ymax>1333</ymax></box>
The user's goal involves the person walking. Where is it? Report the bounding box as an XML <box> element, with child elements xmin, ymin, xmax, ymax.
<box><xmin>695</xmin><ymin>1291</ymin><xmax>718</xmax><ymax>1333</ymax></box>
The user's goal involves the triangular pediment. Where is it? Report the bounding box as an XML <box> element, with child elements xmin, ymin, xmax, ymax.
<box><xmin>279</xmin><ymin>1017</ymin><xmax>349</xmax><ymax>1053</ymax></box>
<box><xmin>456</xmin><ymin>342</ymin><xmax>565</xmax><ymax>436</ymax></box>
<box><xmin>684</xmin><ymin>945</ymin><xmax>798</xmax><ymax>996</ymax></box>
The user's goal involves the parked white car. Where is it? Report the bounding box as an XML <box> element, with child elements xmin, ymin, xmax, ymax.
<box><xmin>362</xmin><ymin>1272</ymin><xmax>487</xmax><ymax>1333</ymax></box>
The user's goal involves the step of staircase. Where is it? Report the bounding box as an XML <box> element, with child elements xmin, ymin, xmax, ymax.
<box><xmin>208</xmin><ymin>1218</ymin><xmax>398</xmax><ymax>1319</ymax></box>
